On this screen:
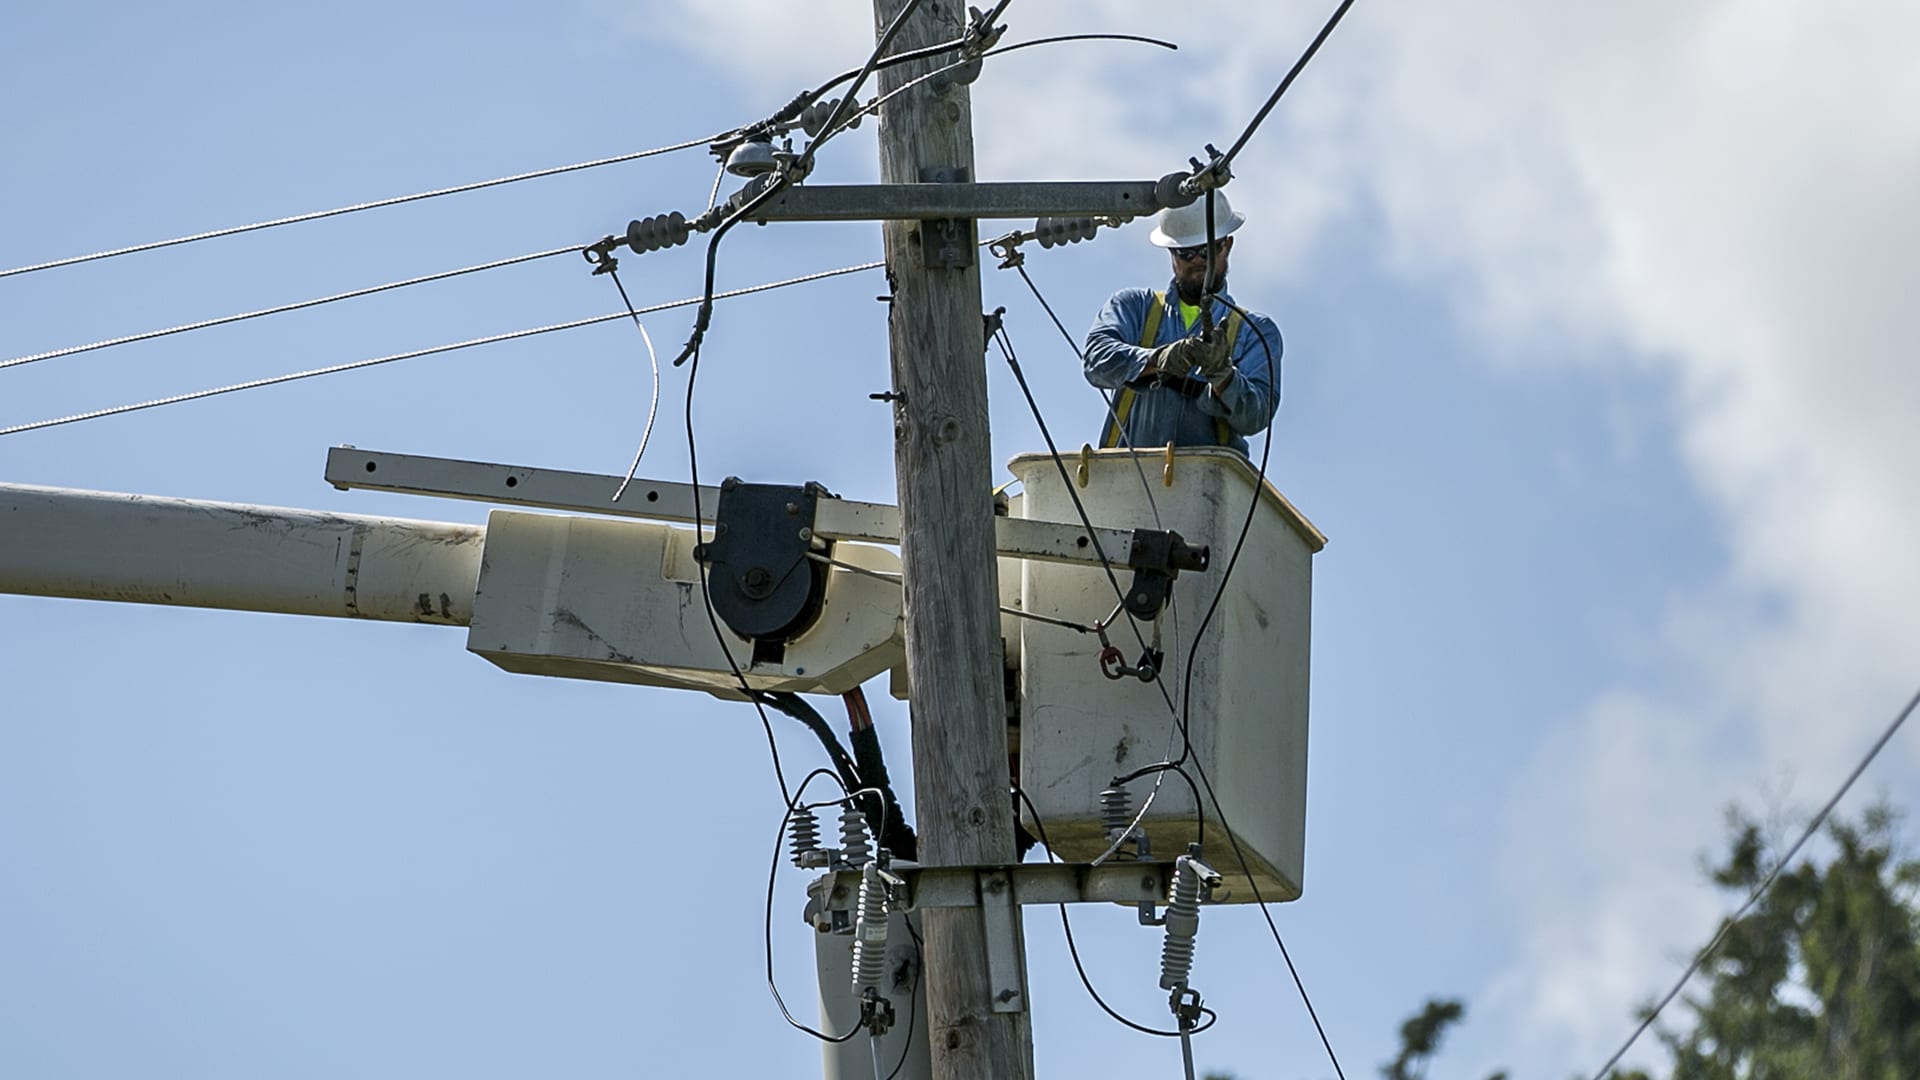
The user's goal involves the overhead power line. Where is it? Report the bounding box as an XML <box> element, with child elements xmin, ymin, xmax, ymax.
<box><xmin>1586</xmin><ymin>682</ymin><xmax>1920</xmax><ymax>1080</ymax></box>
<box><xmin>0</xmin><ymin>135</ymin><xmax>720</xmax><ymax>280</ymax></box>
<box><xmin>0</xmin><ymin>261</ymin><xmax>883</xmax><ymax>438</ymax></box>
<box><xmin>1220</xmin><ymin>0</ymin><xmax>1360</xmax><ymax>168</ymax></box>
<box><xmin>0</xmin><ymin>246</ymin><xmax>579</xmax><ymax>371</ymax></box>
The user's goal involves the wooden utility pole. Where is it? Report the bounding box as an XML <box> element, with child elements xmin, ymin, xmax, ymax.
<box><xmin>872</xmin><ymin>3</ymin><xmax>1034</xmax><ymax>1078</ymax></box>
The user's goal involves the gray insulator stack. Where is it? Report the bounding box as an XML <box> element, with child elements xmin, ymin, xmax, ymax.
<box><xmin>851</xmin><ymin>862</ymin><xmax>889</xmax><ymax>994</ymax></box>
<box><xmin>1035</xmin><ymin>216</ymin><xmax>1100</xmax><ymax>249</ymax></box>
<box><xmin>1159</xmin><ymin>855</ymin><xmax>1203</xmax><ymax>991</ymax></box>
<box><xmin>788</xmin><ymin>806</ymin><xmax>822</xmax><ymax>868</ymax></box>
<box><xmin>1100</xmin><ymin>784</ymin><xmax>1133</xmax><ymax>844</ymax></box>
<box><xmin>800</xmin><ymin>96</ymin><xmax>862</xmax><ymax>137</ymax></box>
<box><xmin>624</xmin><ymin>212</ymin><xmax>690</xmax><ymax>254</ymax></box>
<box><xmin>839</xmin><ymin>806</ymin><xmax>873</xmax><ymax>868</ymax></box>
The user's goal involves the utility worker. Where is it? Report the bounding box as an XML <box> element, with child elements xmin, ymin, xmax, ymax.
<box><xmin>1082</xmin><ymin>190</ymin><xmax>1281</xmax><ymax>456</ymax></box>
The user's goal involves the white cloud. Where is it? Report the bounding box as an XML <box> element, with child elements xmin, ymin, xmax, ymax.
<box><xmin>613</xmin><ymin>0</ymin><xmax>1920</xmax><ymax>1069</ymax></box>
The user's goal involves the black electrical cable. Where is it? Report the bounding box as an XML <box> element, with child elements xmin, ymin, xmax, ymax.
<box><xmin>1182</xmin><ymin>743</ymin><xmax>1347</xmax><ymax>1080</ymax></box>
<box><xmin>818</xmin><ymin>34</ymin><xmax>1178</xmax><ymax>150</ymax></box>
<box><xmin>672</xmin><ymin>0</ymin><xmax>932</xmax><ymax>821</ymax></box>
<box><xmin>755</xmin><ymin>691</ymin><xmax>864</xmax><ymax>799</ymax></box>
<box><xmin>1168</xmin><ymin>296</ymin><xmax>1278</xmax><ymax>768</ymax></box>
<box><xmin>0</xmin><ymin>245</ymin><xmax>578</xmax><ymax>372</ymax></box>
<box><xmin>988</xmin><ymin>323</ymin><xmax>1169</xmax><ymax>675</ymax></box>
<box><xmin>1218</xmin><ymin>0</ymin><xmax>1361</xmax><ymax>169</ymax></box>
<box><xmin>1013</xmin><ymin>787</ymin><xmax>1219</xmax><ymax>1039</ymax></box>
<box><xmin>668</xmin><ymin>0</ymin><xmax>926</xmax><ymax>371</ymax></box>
<box><xmin>1108</xmin><ymin>759</ymin><xmax>1206</xmax><ymax>851</ymax></box>
<box><xmin>883</xmin><ymin>916</ymin><xmax>925</xmax><ymax>1080</ymax></box>
<box><xmin>0</xmin><ymin>134</ymin><xmax>722</xmax><ymax>280</ymax></box>
<box><xmin>764</xmin><ymin>768</ymin><xmax>866</xmax><ymax>1043</ymax></box>
<box><xmin>1007</xmin><ymin>261</ymin><xmax>1166</xmax><ymax>474</ymax></box>
<box><xmin>1586</xmin><ymin>683</ymin><xmax>1920</xmax><ymax>1080</ymax></box>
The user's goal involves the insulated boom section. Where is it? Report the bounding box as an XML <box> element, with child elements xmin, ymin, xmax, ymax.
<box><xmin>0</xmin><ymin>482</ymin><xmax>483</xmax><ymax>624</ymax></box>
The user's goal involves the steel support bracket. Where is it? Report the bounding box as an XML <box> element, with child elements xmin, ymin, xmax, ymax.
<box><xmin>819</xmin><ymin>861</ymin><xmax>1172</xmax><ymax>913</ymax></box>
<box><xmin>978</xmin><ymin>869</ymin><xmax>1026</xmax><ymax>1013</ymax></box>
<box><xmin>738</xmin><ymin>179</ymin><xmax>1165</xmax><ymax>223</ymax></box>
<box><xmin>917</xmin><ymin>166</ymin><xmax>973</xmax><ymax>269</ymax></box>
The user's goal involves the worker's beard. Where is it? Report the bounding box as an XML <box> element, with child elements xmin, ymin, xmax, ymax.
<box><xmin>1174</xmin><ymin>271</ymin><xmax>1225</xmax><ymax>305</ymax></box>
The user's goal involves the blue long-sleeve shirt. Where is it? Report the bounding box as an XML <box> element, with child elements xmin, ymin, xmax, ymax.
<box><xmin>1082</xmin><ymin>283</ymin><xmax>1282</xmax><ymax>456</ymax></box>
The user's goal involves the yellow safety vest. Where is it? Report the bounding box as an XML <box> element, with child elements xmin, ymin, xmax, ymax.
<box><xmin>1101</xmin><ymin>291</ymin><xmax>1242</xmax><ymax>449</ymax></box>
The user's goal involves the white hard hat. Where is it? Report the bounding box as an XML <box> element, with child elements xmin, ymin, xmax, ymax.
<box><xmin>1149</xmin><ymin>190</ymin><xmax>1245</xmax><ymax>248</ymax></box>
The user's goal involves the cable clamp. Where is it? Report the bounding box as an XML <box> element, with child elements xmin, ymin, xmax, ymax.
<box><xmin>582</xmin><ymin>236</ymin><xmax>620</xmax><ymax>276</ymax></box>
<box><xmin>1177</xmin><ymin>144</ymin><xmax>1233</xmax><ymax>199</ymax></box>
<box><xmin>859</xmin><ymin>988</ymin><xmax>897</xmax><ymax>1037</ymax></box>
<box><xmin>988</xmin><ymin>230</ymin><xmax>1026</xmax><ymax>269</ymax></box>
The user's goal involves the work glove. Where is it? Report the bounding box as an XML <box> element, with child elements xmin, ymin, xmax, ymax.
<box><xmin>1147</xmin><ymin>337</ymin><xmax>1203</xmax><ymax>380</ymax></box>
<box><xmin>1188</xmin><ymin>331</ymin><xmax>1233</xmax><ymax>379</ymax></box>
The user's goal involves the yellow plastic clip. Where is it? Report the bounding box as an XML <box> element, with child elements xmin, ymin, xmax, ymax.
<box><xmin>1076</xmin><ymin>443</ymin><xmax>1093</xmax><ymax>488</ymax></box>
<box><xmin>1162</xmin><ymin>442</ymin><xmax>1176</xmax><ymax>487</ymax></box>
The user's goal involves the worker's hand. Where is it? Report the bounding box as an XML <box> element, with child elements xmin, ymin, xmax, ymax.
<box><xmin>1147</xmin><ymin>339</ymin><xmax>1201</xmax><ymax>379</ymax></box>
<box><xmin>1188</xmin><ymin>332</ymin><xmax>1233</xmax><ymax>379</ymax></box>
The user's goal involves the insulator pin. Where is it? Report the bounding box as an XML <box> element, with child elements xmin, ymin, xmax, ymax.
<box><xmin>839</xmin><ymin>806</ymin><xmax>873</xmax><ymax>868</ymax></box>
<box><xmin>1035</xmin><ymin>216</ymin><xmax>1099</xmax><ymax>249</ymax></box>
<box><xmin>851</xmin><ymin>862</ymin><xmax>890</xmax><ymax>994</ymax></box>
<box><xmin>625</xmin><ymin>211</ymin><xmax>690</xmax><ymax>254</ymax></box>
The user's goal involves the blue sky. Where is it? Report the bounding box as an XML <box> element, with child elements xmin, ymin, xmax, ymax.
<box><xmin>4</xmin><ymin>2</ymin><xmax>1917</xmax><ymax>1078</ymax></box>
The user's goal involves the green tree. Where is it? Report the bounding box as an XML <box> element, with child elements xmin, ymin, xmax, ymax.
<box><xmin>1373</xmin><ymin>805</ymin><xmax>1920</xmax><ymax>1080</ymax></box>
<box><xmin>1645</xmin><ymin>804</ymin><xmax>1920</xmax><ymax>1079</ymax></box>
<box><xmin>1380</xmin><ymin>997</ymin><xmax>1506</xmax><ymax>1080</ymax></box>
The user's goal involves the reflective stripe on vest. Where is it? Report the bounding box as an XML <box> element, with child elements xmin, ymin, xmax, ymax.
<box><xmin>1100</xmin><ymin>291</ymin><xmax>1243</xmax><ymax>449</ymax></box>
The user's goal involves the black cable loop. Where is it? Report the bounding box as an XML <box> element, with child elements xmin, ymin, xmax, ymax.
<box><xmin>1013</xmin><ymin>786</ymin><xmax>1218</xmax><ymax>1039</ymax></box>
<box><xmin>0</xmin><ymin>245</ymin><xmax>579</xmax><ymax>372</ymax></box>
<box><xmin>765</xmin><ymin>768</ymin><xmax>865</xmax><ymax>1043</ymax></box>
<box><xmin>0</xmin><ymin>134</ymin><xmax>723</xmax><ymax>279</ymax></box>
<box><xmin>668</xmin><ymin>0</ymin><xmax>927</xmax><ymax>371</ymax></box>
<box><xmin>675</xmin><ymin>2</ymin><xmax>934</xmax><ymax>813</ymax></box>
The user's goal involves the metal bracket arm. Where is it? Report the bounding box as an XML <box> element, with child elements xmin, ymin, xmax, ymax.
<box><xmin>741</xmin><ymin>181</ymin><xmax>1164</xmax><ymax>222</ymax></box>
<box><xmin>824</xmin><ymin>861</ymin><xmax>1173</xmax><ymax>912</ymax></box>
<box><xmin>324</xmin><ymin>448</ymin><xmax>1181</xmax><ymax>573</ymax></box>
